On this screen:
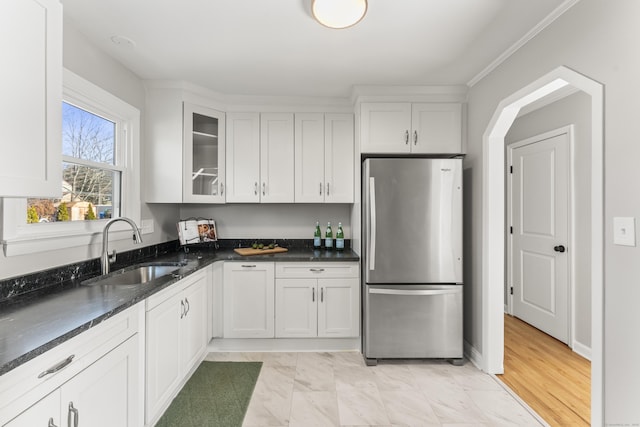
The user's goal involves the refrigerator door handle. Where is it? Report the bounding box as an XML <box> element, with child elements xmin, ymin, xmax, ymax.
<box><xmin>369</xmin><ymin>288</ymin><xmax>462</xmax><ymax>296</ymax></box>
<box><xmin>369</xmin><ymin>176</ymin><xmax>376</xmax><ymax>271</ymax></box>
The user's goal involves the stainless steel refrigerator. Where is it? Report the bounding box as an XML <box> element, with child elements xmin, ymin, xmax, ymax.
<box><xmin>362</xmin><ymin>157</ymin><xmax>463</xmax><ymax>366</ymax></box>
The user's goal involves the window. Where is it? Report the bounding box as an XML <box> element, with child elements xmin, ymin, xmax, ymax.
<box><xmin>27</xmin><ymin>102</ymin><xmax>122</xmax><ymax>223</ymax></box>
<box><xmin>1</xmin><ymin>69</ymin><xmax>141</xmax><ymax>256</ymax></box>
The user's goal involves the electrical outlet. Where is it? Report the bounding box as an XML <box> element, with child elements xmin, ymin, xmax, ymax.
<box><xmin>613</xmin><ymin>217</ymin><xmax>635</xmax><ymax>246</ymax></box>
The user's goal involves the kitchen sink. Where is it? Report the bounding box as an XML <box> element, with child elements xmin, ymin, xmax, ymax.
<box><xmin>82</xmin><ymin>261</ymin><xmax>189</xmax><ymax>286</ymax></box>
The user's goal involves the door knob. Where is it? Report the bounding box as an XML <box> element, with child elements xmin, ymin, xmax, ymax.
<box><xmin>554</xmin><ymin>245</ymin><xmax>566</xmax><ymax>253</ymax></box>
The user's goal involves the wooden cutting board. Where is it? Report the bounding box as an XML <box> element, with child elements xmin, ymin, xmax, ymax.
<box><xmin>233</xmin><ymin>247</ymin><xmax>289</xmax><ymax>256</ymax></box>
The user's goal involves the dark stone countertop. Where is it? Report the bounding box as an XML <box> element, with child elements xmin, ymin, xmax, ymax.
<box><xmin>0</xmin><ymin>244</ymin><xmax>359</xmax><ymax>376</ymax></box>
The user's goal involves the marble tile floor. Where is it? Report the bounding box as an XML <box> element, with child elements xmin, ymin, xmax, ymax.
<box><xmin>204</xmin><ymin>351</ymin><xmax>546</xmax><ymax>427</ymax></box>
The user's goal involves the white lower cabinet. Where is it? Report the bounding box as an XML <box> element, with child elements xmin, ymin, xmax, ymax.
<box><xmin>275</xmin><ymin>262</ymin><xmax>359</xmax><ymax>338</ymax></box>
<box><xmin>1</xmin><ymin>304</ymin><xmax>142</xmax><ymax>427</ymax></box>
<box><xmin>223</xmin><ymin>262</ymin><xmax>275</xmax><ymax>338</ymax></box>
<box><xmin>145</xmin><ymin>269</ymin><xmax>208</xmax><ymax>425</ymax></box>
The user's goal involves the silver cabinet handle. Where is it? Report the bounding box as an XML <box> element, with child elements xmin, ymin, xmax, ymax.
<box><xmin>326</xmin><ymin>182</ymin><xmax>330</xmax><ymax>196</ymax></box>
<box><xmin>404</xmin><ymin>130</ymin><xmax>409</xmax><ymax>144</ymax></box>
<box><xmin>48</xmin><ymin>418</ymin><xmax>58</xmax><ymax>427</ymax></box>
<box><xmin>185</xmin><ymin>297</ymin><xmax>190</xmax><ymax>316</ymax></box>
<box><xmin>262</xmin><ymin>182</ymin><xmax>266</xmax><ymax>196</ymax></box>
<box><xmin>254</xmin><ymin>182</ymin><xmax>258</xmax><ymax>195</ymax></box>
<box><xmin>312</xmin><ymin>288</ymin><xmax>315</xmax><ymax>302</ymax></box>
<box><xmin>220</xmin><ymin>182</ymin><xmax>224</xmax><ymax>195</ymax></box>
<box><xmin>68</xmin><ymin>402</ymin><xmax>78</xmax><ymax>427</ymax></box>
<box><xmin>369</xmin><ymin>177</ymin><xmax>376</xmax><ymax>271</ymax></box>
<box><xmin>369</xmin><ymin>288</ymin><xmax>462</xmax><ymax>296</ymax></box>
<box><xmin>241</xmin><ymin>264</ymin><xmax>257</xmax><ymax>268</ymax></box>
<box><xmin>413</xmin><ymin>130</ymin><xmax>418</xmax><ymax>145</ymax></box>
<box><xmin>180</xmin><ymin>300</ymin><xmax>185</xmax><ymax>319</ymax></box>
<box><xmin>319</xmin><ymin>182</ymin><xmax>322</xmax><ymax>195</ymax></box>
<box><xmin>321</xmin><ymin>287</ymin><xmax>324</xmax><ymax>303</ymax></box>
<box><xmin>38</xmin><ymin>355</ymin><xmax>75</xmax><ymax>378</ymax></box>
<box><xmin>309</xmin><ymin>268</ymin><xmax>325</xmax><ymax>272</ymax></box>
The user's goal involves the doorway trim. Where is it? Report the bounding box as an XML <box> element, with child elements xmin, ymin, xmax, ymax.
<box><xmin>481</xmin><ymin>66</ymin><xmax>603</xmax><ymax>425</ymax></box>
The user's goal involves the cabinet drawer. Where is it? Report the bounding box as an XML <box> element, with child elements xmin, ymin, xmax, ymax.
<box><xmin>275</xmin><ymin>262</ymin><xmax>359</xmax><ymax>279</ymax></box>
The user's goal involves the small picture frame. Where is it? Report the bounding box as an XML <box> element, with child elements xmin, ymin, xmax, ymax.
<box><xmin>197</xmin><ymin>219</ymin><xmax>217</xmax><ymax>242</ymax></box>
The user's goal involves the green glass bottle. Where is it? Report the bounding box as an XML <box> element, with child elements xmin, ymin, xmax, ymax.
<box><xmin>325</xmin><ymin>222</ymin><xmax>333</xmax><ymax>250</ymax></box>
<box><xmin>336</xmin><ymin>222</ymin><xmax>344</xmax><ymax>251</ymax></box>
<box><xmin>314</xmin><ymin>221</ymin><xmax>322</xmax><ymax>249</ymax></box>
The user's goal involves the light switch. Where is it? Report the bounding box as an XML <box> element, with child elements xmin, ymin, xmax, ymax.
<box><xmin>613</xmin><ymin>217</ymin><xmax>636</xmax><ymax>246</ymax></box>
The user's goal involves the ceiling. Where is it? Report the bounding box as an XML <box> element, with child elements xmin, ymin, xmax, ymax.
<box><xmin>61</xmin><ymin>0</ymin><xmax>572</xmax><ymax>98</ymax></box>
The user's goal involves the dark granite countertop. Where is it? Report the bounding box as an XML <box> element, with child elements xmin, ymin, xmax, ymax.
<box><xmin>0</xmin><ymin>242</ymin><xmax>358</xmax><ymax>376</ymax></box>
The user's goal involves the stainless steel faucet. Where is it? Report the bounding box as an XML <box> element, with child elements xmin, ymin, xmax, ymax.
<box><xmin>101</xmin><ymin>217</ymin><xmax>143</xmax><ymax>275</ymax></box>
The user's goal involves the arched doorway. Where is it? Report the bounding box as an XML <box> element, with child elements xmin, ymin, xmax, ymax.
<box><xmin>480</xmin><ymin>66</ymin><xmax>603</xmax><ymax>425</ymax></box>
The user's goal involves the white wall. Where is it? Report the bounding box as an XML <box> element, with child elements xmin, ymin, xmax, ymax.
<box><xmin>505</xmin><ymin>92</ymin><xmax>592</xmax><ymax>350</ymax></box>
<box><xmin>179</xmin><ymin>204</ymin><xmax>351</xmax><ymax>240</ymax></box>
<box><xmin>0</xmin><ymin>21</ymin><xmax>178</xmax><ymax>280</ymax></box>
<box><xmin>466</xmin><ymin>0</ymin><xmax>640</xmax><ymax>422</ymax></box>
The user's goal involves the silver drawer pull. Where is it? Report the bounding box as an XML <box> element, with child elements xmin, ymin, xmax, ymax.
<box><xmin>241</xmin><ymin>264</ymin><xmax>257</xmax><ymax>268</ymax></box>
<box><xmin>369</xmin><ymin>288</ymin><xmax>462</xmax><ymax>296</ymax></box>
<box><xmin>68</xmin><ymin>402</ymin><xmax>79</xmax><ymax>427</ymax></box>
<box><xmin>309</xmin><ymin>268</ymin><xmax>325</xmax><ymax>272</ymax></box>
<box><xmin>38</xmin><ymin>355</ymin><xmax>75</xmax><ymax>379</ymax></box>
<box><xmin>48</xmin><ymin>418</ymin><xmax>58</xmax><ymax>427</ymax></box>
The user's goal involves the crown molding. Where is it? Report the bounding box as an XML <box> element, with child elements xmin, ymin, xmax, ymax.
<box><xmin>467</xmin><ymin>0</ymin><xmax>581</xmax><ymax>88</ymax></box>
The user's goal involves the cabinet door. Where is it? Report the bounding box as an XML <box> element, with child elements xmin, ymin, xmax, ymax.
<box><xmin>260</xmin><ymin>113</ymin><xmax>294</xmax><ymax>203</ymax></box>
<box><xmin>3</xmin><ymin>390</ymin><xmax>60</xmax><ymax>427</ymax></box>
<box><xmin>275</xmin><ymin>279</ymin><xmax>317</xmax><ymax>337</ymax></box>
<box><xmin>324</xmin><ymin>113</ymin><xmax>354</xmax><ymax>203</ymax></box>
<box><xmin>146</xmin><ymin>293</ymin><xmax>182</xmax><ymax>421</ymax></box>
<box><xmin>411</xmin><ymin>103</ymin><xmax>462</xmax><ymax>154</ymax></box>
<box><xmin>183</xmin><ymin>102</ymin><xmax>226</xmax><ymax>203</ymax></box>
<box><xmin>180</xmin><ymin>276</ymin><xmax>208</xmax><ymax>374</ymax></box>
<box><xmin>317</xmin><ymin>278</ymin><xmax>360</xmax><ymax>338</ymax></box>
<box><xmin>61</xmin><ymin>336</ymin><xmax>139</xmax><ymax>427</ymax></box>
<box><xmin>226</xmin><ymin>113</ymin><xmax>260</xmax><ymax>202</ymax></box>
<box><xmin>223</xmin><ymin>263</ymin><xmax>275</xmax><ymax>338</ymax></box>
<box><xmin>294</xmin><ymin>113</ymin><xmax>325</xmax><ymax>203</ymax></box>
<box><xmin>0</xmin><ymin>0</ymin><xmax>62</xmax><ymax>197</ymax></box>
<box><xmin>360</xmin><ymin>103</ymin><xmax>411</xmax><ymax>154</ymax></box>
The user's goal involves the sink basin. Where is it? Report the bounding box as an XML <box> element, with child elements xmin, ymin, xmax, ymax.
<box><xmin>83</xmin><ymin>261</ymin><xmax>188</xmax><ymax>286</ymax></box>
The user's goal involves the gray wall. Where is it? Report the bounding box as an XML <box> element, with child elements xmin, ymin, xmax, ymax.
<box><xmin>505</xmin><ymin>92</ymin><xmax>592</xmax><ymax>350</ymax></box>
<box><xmin>466</xmin><ymin>0</ymin><xmax>640</xmax><ymax>422</ymax></box>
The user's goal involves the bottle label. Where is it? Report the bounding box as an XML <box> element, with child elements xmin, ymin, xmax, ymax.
<box><xmin>325</xmin><ymin>238</ymin><xmax>333</xmax><ymax>249</ymax></box>
<box><xmin>314</xmin><ymin>237</ymin><xmax>321</xmax><ymax>248</ymax></box>
<box><xmin>336</xmin><ymin>238</ymin><xmax>344</xmax><ymax>250</ymax></box>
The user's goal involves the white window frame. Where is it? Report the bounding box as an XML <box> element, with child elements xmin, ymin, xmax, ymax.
<box><xmin>1</xmin><ymin>69</ymin><xmax>141</xmax><ymax>257</ymax></box>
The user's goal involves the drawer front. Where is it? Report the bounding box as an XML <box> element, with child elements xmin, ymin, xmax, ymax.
<box><xmin>275</xmin><ymin>262</ymin><xmax>359</xmax><ymax>279</ymax></box>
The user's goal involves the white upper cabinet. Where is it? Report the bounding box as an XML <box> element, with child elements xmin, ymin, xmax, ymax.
<box><xmin>360</xmin><ymin>102</ymin><xmax>462</xmax><ymax>154</ymax></box>
<box><xmin>295</xmin><ymin>113</ymin><xmax>354</xmax><ymax>203</ymax></box>
<box><xmin>145</xmin><ymin>88</ymin><xmax>225</xmax><ymax>203</ymax></box>
<box><xmin>183</xmin><ymin>103</ymin><xmax>226</xmax><ymax>203</ymax></box>
<box><xmin>0</xmin><ymin>0</ymin><xmax>62</xmax><ymax>197</ymax></box>
<box><xmin>226</xmin><ymin>113</ymin><xmax>261</xmax><ymax>202</ymax></box>
<box><xmin>226</xmin><ymin>113</ymin><xmax>294</xmax><ymax>203</ymax></box>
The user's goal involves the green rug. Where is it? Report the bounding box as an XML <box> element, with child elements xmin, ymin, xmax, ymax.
<box><xmin>155</xmin><ymin>361</ymin><xmax>262</xmax><ymax>427</ymax></box>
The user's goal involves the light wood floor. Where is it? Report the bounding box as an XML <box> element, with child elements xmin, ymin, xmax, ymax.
<box><xmin>497</xmin><ymin>314</ymin><xmax>591</xmax><ymax>426</ymax></box>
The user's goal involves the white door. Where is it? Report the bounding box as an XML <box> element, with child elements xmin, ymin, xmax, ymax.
<box><xmin>411</xmin><ymin>103</ymin><xmax>462</xmax><ymax>154</ymax></box>
<box><xmin>360</xmin><ymin>103</ymin><xmax>411</xmax><ymax>153</ymax></box>
<box><xmin>223</xmin><ymin>263</ymin><xmax>275</xmax><ymax>338</ymax></box>
<box><xmin>324</xmin><ymin>113</ymin><xmax>354</xmax><ymax>203</ymax></box>
<box><xmin>181</xmin><ymin>276</ymin><xmax>208</xmax><ymax>374</ymax></box>
<box><xmin>61</xmin><ymin>336</ymin><xmax>139</xmax><ymax>427</ymax></box>
<box><xmin>317</xmin><ymin>278</ymin><xmax>359</xmax><ymax>338</ymax></box>
<box><xmin>4</xmin><ymin>389</ymin><xmax>60</xmax><ymax>427</ymax></box>
<box><xmin>260</xmin><ymin>113</ymin><xmax>294</xmax><ymax>203</ymax></box>
<box><xmin>226</xmin><ymin>113</ymin><xmax>260</xmax><ymax>202</ymax></box>
<box><xmin>509</xmin><ymin>131</ymin><xmax>570</xmax><ymax>343</ymax></box>
<box><xmin>294</xmin><ymin>113</ymin><xmax>325</xmax><ymax>203</ymax></box>
<box><xmin>275</xmin><ymin>279</ymin><xmax>317</xmax><ymax>337</ymax></box>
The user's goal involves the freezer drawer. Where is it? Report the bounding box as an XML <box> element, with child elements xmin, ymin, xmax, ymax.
<box><xmin>364</xmin><ymin>284</ymin><xmax>463</xmax><ymax>360</ymax></box>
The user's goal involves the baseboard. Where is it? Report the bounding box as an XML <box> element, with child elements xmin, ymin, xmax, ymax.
<box><xmin>464</xmin><ymin>339</ymin><xmax>483</xmax><ymax>370</ymax></box>
<box><xmin>572</xmin><ymin>340</ymin><xmax>592</xmax><ymax>361</ymax></box>
<box><xmin>208</xmin><ymin>337</ymin><xmax>361</xmax><ymax>352</ymax></box>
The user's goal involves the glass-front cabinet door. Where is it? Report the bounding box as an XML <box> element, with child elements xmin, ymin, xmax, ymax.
<box><xmin>183</xmin><ymin>102</ymin><xmax>225</xmax><ymax>203</ymax></box>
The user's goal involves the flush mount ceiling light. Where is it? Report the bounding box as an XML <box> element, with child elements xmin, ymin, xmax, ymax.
<box><xmin>312</xmin><ymin>0</ymin><xmax>368</xmax><ymax>29</ymax></box>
